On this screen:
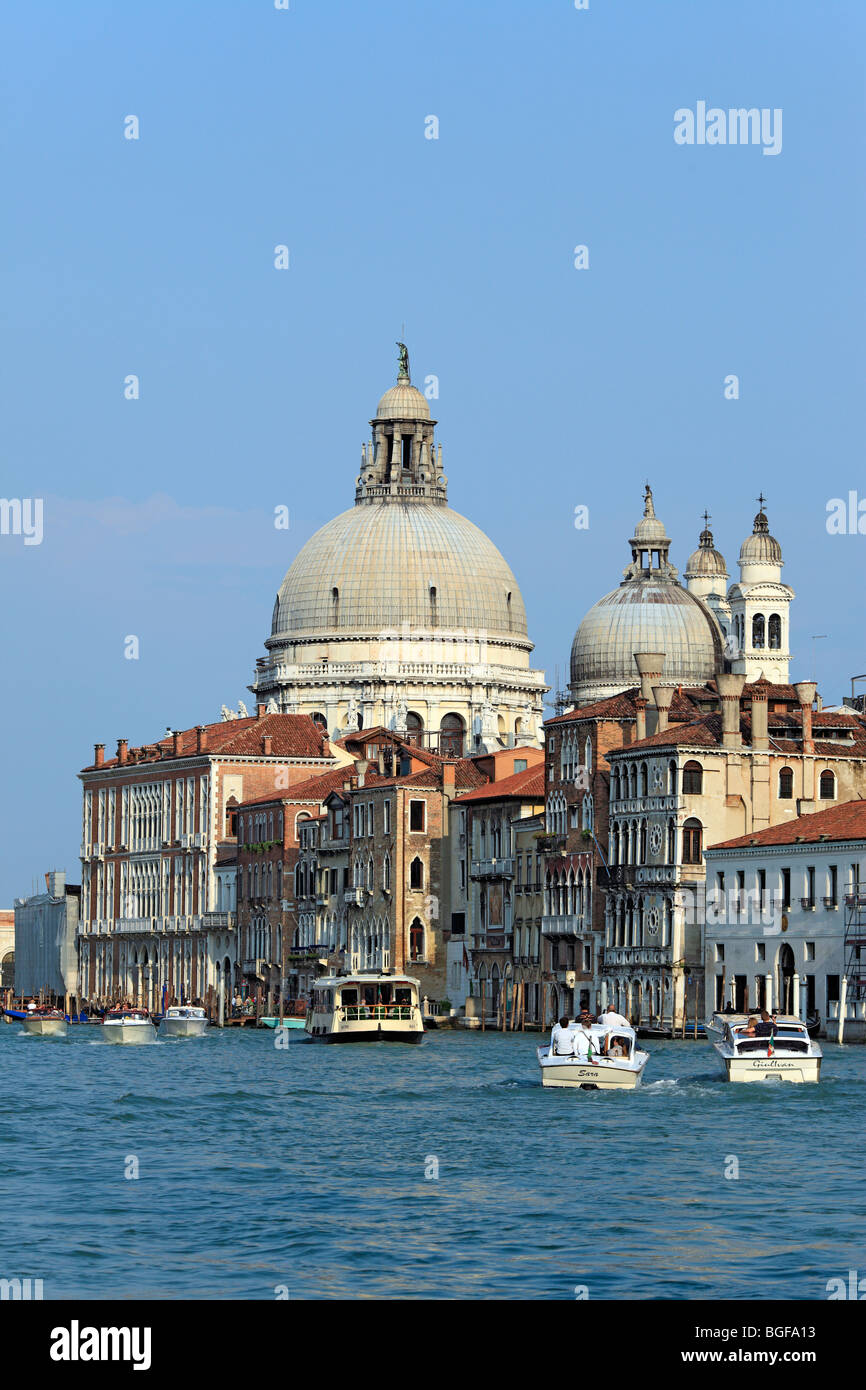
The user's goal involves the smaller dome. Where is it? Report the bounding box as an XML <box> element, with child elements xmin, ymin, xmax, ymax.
<box><xmin>739</xmin><ymin>509</ymin><xmax>782</xmax><ymax>566</ymax></box>
<box><xmin>376</xmin><ymin>382</ymin><xmax>431</xmax><ymax>421</ymax></box>
<box><xmin>685</xmin><ymin>525</ymin><xmax>728</xmax><ymax>579</ymax></box>
<box><xmin>631</xmin><ymin>484</ymin><xmax>668</xmax><ymax>544</ymax></box>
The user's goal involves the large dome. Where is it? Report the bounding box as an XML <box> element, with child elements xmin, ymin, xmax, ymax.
<box><xmin>570</xmin><ymin>581</ymin><xmax>721</xmax><ymax>700</ymax></box>
<box><xmin>272</xmin><ymin>501</ymin><xmax>527</xmax><ymax>639</ymax></box>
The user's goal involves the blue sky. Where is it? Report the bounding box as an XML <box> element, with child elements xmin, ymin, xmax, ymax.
<box><xmin>1</xmin><ymin>0</ymin><xmax>864</xmax><ymax>900</ymax></box>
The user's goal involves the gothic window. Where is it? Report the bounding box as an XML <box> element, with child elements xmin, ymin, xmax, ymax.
<box><xmin>639</xmin><ymin>762</ymin><xmax>648</xmax><ymax>796</ymax></box>
<box><xmin>383</xmin><ymin>853</ymin><xmax>391</xmax><ymax>892</ymax></box>
<box><xmin>668</xmin><ymin>760</ymin><xmax>677</xmax><ymax>795</ymax></box>
<box><xmin>584</xmin><ymin>736</ymin><xmax>593</xmax><ymax>775</ymax></box>
<box><xmin>752</xmin><ymin>614</ymin><xmax>765</xmax><ymax>650</ymax></box>
<box><xmin>409</xmin><ymin>917</ymin><xmax>424</xmax><ymax>961</ymax></box>
<box><xmin>778</xmin><ymin>767</ymin><xmax>794</xmax><ymax>799</ymax></box>
<box><xmin>667</xmin><ymin>818</ymin><xmax>676</xmax><ymax>864</ymax></box>
<box><xmin>410</xmin><ymin>857</ymin><xmax>424</xmax><ymax>890</ymax></box>
<box><xmin>820</xmin><ymin>770</ymin><xmax>836</xmax><ymax>800</ymax></box>
<box><xmin>682</xmin><ymin>818</ymin><xmax>703</xmax><ymax>865</ymax></box>
<box><xmin>682</xmin><ymin>761</ymin><xmax>703</xmax><ymax>795</ymax></box>
<box><xmin>768</xmin><ymin>613</ymin><xmax>782</xmax><ymax>649</ymax></box>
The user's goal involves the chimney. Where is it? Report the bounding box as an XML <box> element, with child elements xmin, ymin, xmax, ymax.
<box><xmin>652</xmin><ymin>685</ymin><xmax>675</xmax><ymax>734</ymax></box>
<box><xmin>172</xmin><ymin>730</ymin><xmax>182</xmax><ymax>756</ymax></box>
<box><xmin>321</xmin><ymin>733</ymin><xmax>330</xmax><ymax>758</ymax></box>
<box><xmin>94</xmin><ymin>743</ymin><xmax>105</xmax><ymax>768</ymax></box>
<box><xmin>377</xmin><ymin>747</ymin><xmax>386</xmax><ymax>775</ymax></box>
<box><xmin>634</xmin><ymin>696</ymin><xmax>647</xmax><ymax>742</ymax></box>
<box><xmin>261</xmin><ymin>734</ymin><xmax>273</xmax><ymax>756</ymax></box>
<box><xmin>442</xmin><ymin>762</ymin><xmax>456</xmax><ymax>792</ymax></box>
<box><xmin>196</xmin><ymin>725</ymin><xmax>208</xmax><ymax>753</ymax></box>
<box><xmin>47</xmin><ymin>870</ymin><xmax>66</xmax><ymax>899</ymax></box>
<box><xmin>257</xmin><ymin>704</ymin><xmax>266</xmax><ymax>719</ymax></box>
<box><xmin>117</xmin><ymin>738</ymin><xmax>129</xmax><ymax>765</ymax></box>
<box><xmin>794</xmin><ymin>680</ymin><xmax>817</xmax><ymax>754</ymax></box>
<box><xmin>356</xmin><ymin>758</ymin><xmax>369</xmax><ymax>788</ymax></box>
<box><xmin>750</xmin><ymin>682</ymin><xmax>769</xmax><ymax>752</ymax></box>
<box><xmin>634</xmin><ymin>652</ymin><xmax>666</xmax><ymax>708</ymax></box>
<box><xmin>716</xmin><ymin>673</ymin><xmax>746</xmax><ymax>750</ymax></box>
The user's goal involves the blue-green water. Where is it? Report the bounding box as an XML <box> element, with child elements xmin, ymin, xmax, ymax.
<box><xmin>1</xmin><ymin>1024</ymin><xmax>863</xmax><ymax>1300</ymax></box>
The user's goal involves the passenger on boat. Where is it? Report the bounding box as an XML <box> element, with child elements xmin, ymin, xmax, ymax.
<box><xmin>608</xmin><ymin>1035</ymin><xmax>629</xmax><ymax>1058</ymax></box>
<box><xmin>601</xmin><ymin>1005</ymin><xmax>630</xmax><ymax>1029</ymax></box>
<box><xmin>571</xmin><ymin>1021</ymin><xmax>597</xmax><ymax>1063</ymax></box>
<box><xmin>755</xmin><ymin>1010</ymin><xmax>775</xmax><ymax>1037</ymax></box>
<box><xmin>577</xmin><ymin>1007</ymin><xmax>595</xmax><ymax>1026</ymax></box>
<box><xmin>737</xmin><ymin>1016</ymin><xmax>759</xmax><ymax>1036</ymax></box>
<box><xmin>550</xmin><ymin>1016</ymin><xmax>573</xmax><ymax>1055</ymax></box>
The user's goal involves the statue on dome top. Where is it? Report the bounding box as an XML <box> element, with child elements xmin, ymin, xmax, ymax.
<box><xmin>396</xmin><ymin>341</ymin><xmax>410</xmax><ymax>382</ymax></box>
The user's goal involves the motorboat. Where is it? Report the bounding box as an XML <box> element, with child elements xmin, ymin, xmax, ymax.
<box><xmin>305</xmin><ymin>972</ymin><xmax>424</xmax><ymax>1043</ymax></box>
<box><xmin>537</xmin><ymin>1020</ymin><xmax>649</xmax><ymax>1090</ymax></box>
<box><xmin>159</xmin><ymin>1004</ymin><xmax>208</xmax><ymax>1038</ymax></box>
<box><xmin>21</xmin><ymin>1006</ymin><xmax>68</xmax><ymax>1039</ymax></box>
<box><xmin>712</xmin><ymin>1014</ymin><xmax>822</xmax><ymax>1083</ymax></box>
<box><xmin>102</xmin><ymin>1006</ymin><xmax>156</xmax><ymax>1045</ymax></box>
<box><xmin>706</xmin><ymin>1008</ymin><xmax>822</xmax><ymax>1045</ymax></box>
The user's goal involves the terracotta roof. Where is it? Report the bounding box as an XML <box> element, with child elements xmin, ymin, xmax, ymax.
<box><xmin>454</xmin><ymin>765</ymin><xmax>546</xmax><ymax>803</ymax></box>
<box><xmin>710</xmin><ymin>798</ymin><xmax>866</xmax><ymax>850</ymax></box>
<box><xmin>546</xmin><ymin>686</ymin><xmax>705</xmax><ymax>727</ymax></box>
<box><xmin>238</xmin><ymin>764</ymin><xmax>357</xmax><ymax>809</ymax></box>
<box><xmin>84</xmin><ymin>713</ymin><xmax>328</xmax><ymax>772</ymax></box>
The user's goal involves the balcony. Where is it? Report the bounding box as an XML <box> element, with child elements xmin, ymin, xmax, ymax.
<box><xmin>800</xmin><ymin>898</ymin><xmax>816</xmax><ymax>911</ymax></box>
<box><xmin>344</xmin><ymin>888</ymin><xmax>366</xmax><ymax>906</ymax></box>
<box><xmin>201</xmin><ymin>912</ymin><xmax>235</xmax><ymax>929</ymax></box>
<box><xmin>541</xmin><ymin>914</ymin><xmax>584</xmax><ymax>939</ymax></box>
<box><xmin>115</xmin><ymin>918</ymin><xmax>158</xmax><ymax>934</ymax></box>
<box><xmin>242</xmin><ymin>958</ymin><xmax>269</xmax><ymax>978</ymax></box>
<box><xmin>602</xmin><ymin>946</ymin><xmax>668</xmax><ymax>968</ymax></box>
<box><xmin>470</xmin><ymin>857</ymin><xmax>514</xmax><ymax>880</ymax></box>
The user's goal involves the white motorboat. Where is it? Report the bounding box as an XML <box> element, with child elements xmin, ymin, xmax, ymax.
<box><xmin>305</xmin><ymin>972</ymin><xmax>424</xmax><ymax>1043</ymax></box>
<box><xmin>21</xmin><ymin>1007</ymin><xmax>67</xmax><ymax>1039</ymax></box>
<box><xmin>102</xmin><ymin>1007</ymin><xmax>157</xmax><ymax>1045</ymax></box>
<box><xmin>159</xmin><ymin>1004</ymin><xmax>208</xmax><ymax>1038</ymax></box>
<box><xmin>537</xmin><ymin>1020</ymin><xmax>649</xmax><ymax>1090</ymax></box>
<box><xmin>712</xmin><ymin>1014</ymin><xmax>822</xmax><ymax>1083</ymax></box>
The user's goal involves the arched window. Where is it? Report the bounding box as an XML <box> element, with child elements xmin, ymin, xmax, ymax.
<box><xmin>629</xmin><ymin>765</ymin><xmax>637</xmax><ymax>798</ymax></box>
<box><xmin>778</xmin><ymin>767</ymin><xmax>794</xmax><ymax>799</ymax></box>
<box><xmin>406</xmin><ymin>712</ymin><xmax>424</xmax><ymax>746</ymax></box>
<box><xmin>409</xmin><ymin>857</ymin><xmax>424</xmax><ymax>890</ymax></box>
<box><xmin>668</xmin><ymin>760</ymin><xmax>677</xmax><ymax>795</ymax></box>
<box><xmin>225</xmin><ymin>797</ymin><xmax>239</xmax><ymax>838</ymax></box>
<box><xmin>383</xmin><ymin>853</ymin><xmax>391</xmax><ymax>892</ymax></box>
<box><xmin>409</xmin><ymin>917</ymin><xmax>424</xmax><ymax>961</ymax></box>
<box><xmin>682</xmin><ymin>818</ymin><xmax>703</xmax><ymax>865</ymax></box>
<box><xmin>768</xmin><ymin>613</ymin><xmax>781</xmax><ymax>649</ymax></box>
<box><xmin>440</xmin><ymin>712</ymin><xmax>465</xmax><ymax>757</ymax></box>
<box><xmin>682</xmin><ymin>760</ymin><xmax>703</xmax><ymax>795</ymax></box>
<box><xmin>311</xmin><ymin>712</ymin><xmax>327</xmax><ymax>731</ymax></box>
<box><xmin>639</xmin><ymin>763</ymin><xmax>648</xmax><ymax>796</ymax></box>
<box><xmin>584</xmin><ymin>736</ymin><xmax>593</xmax><ymax>775</ymax></box>
<box><xmin>276</xmin><ymin>863</ymin><xmax>283</xmax><ymax>900</ymax></box>
<box><xmin>639</xmin><ymin>821</ymin><xmax>647</xmax><ymax>863</ymax></box>
<box><xmin>819</xmin><ymin>770</ymin><xmax>836</xmax><ymax>800</ymax></box>
<box><xmin>752</xmin><ymin>614</ymin><xmax>765</xmax><ymax>650</ymax></box>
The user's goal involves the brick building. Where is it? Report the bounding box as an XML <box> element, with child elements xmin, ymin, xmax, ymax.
<box><xmin>77</xmin><ymin>710</ymin><xmax>337</xmax><ymax>1012</ymax></box>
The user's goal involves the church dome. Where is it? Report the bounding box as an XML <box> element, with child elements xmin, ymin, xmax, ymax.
<box><xmin>271</xmin><ymin>501</ymin><xmax>527</xmax><ymax>639</ymax></box>
<box><xmin>739</xmin><ymin>508</ymin><xmax>782</xmax><ymax>566</ymax></box>
<box><xmin>376</xmin><ymin>382</ymin><xmax>431</xmax><ymax>421</ymax></box>
<box><xmin>570</xmin><ymin>582</ymin><xmax>720</xmax><ymax>700</ymax></box>
<box><xmin>685</xmin><ymin>522</ymin><xmax>728</xmax><ymax>579</ymax></box>
<box><xmin>569</xmin><ymin>485</ymin><xmax>722</xmax><ymax>703</ymax></box>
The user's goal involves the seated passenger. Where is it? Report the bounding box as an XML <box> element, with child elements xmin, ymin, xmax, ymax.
<box><xmin>550</xmin><ymin>1015</ymin><xmax>573</xmax><ymax>1056</ymax></box>
<box><xmin>571</xmin><ymin>1021</ymin><xmax>597</xmax><ymax>1063</ymax></box>
<box><xmin>754</xmin><ymin>1009</ymin><xmax>774</xmax><ymax>1037</ymax></box>
<box><xmin>739</xmin><ymin>1016</ymin><xmax>759</xmax><ymax>1036</ymax></box>
<box><xmin>608</xmin><ymin>1035</ymin><xmax>628</xmax><ymax>1058</ymax></box>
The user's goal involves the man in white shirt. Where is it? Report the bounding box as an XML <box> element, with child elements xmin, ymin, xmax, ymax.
<box><xmin>602</xmin><ymin>1005</ymin><xmax>630</xmax><ymax>1029</ymax></box>
<box><xmin>550</xmin><ymin>1015</ymin><xmax>574</xmax><ymax>1055</ymax></box>
<box><xmin>601</xmin><ymin>1004</ymin><xmax>630</xmax><ymax>1055</ymax></box>
<box><xmin>571</xmin><ymin>1020</ymin><xmax>597</xmax><ymax>1063</ymax></box>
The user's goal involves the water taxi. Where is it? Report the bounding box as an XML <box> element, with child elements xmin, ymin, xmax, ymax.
<box><xmin>712</xmin><ymin>1014</ymin><xmax>822</xmax><ymax>1083</ymax></box>
<box><xmin>21</xmin><ymin>1006</ymin><xmax>68</xmax><ymax>1039</ymax></box>
<box><xmin>159</xmin><ymin>1004</ymin><xmax>208</xmax><ymax>1039</ymax></box>
<box><xmin>537</xmin><ymin>1020</ymin><xmax>649</xmax><ymax>1089</ymax></box>
<box><xmin>305</xmin><ymin>972</ymin><xmax>424</xmax><ymax>1043</ymax></box>
<box><xmin>102</xmin><ymin>1007</ymin><xmax>157</xmax><ymax>1045</ymax></box>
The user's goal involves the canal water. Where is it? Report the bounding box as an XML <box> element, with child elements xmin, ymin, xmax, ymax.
<box><xmin>1</xmin><ymin>1025</ymin><xmax>862</xmax><ymax>1300</ymax></box>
